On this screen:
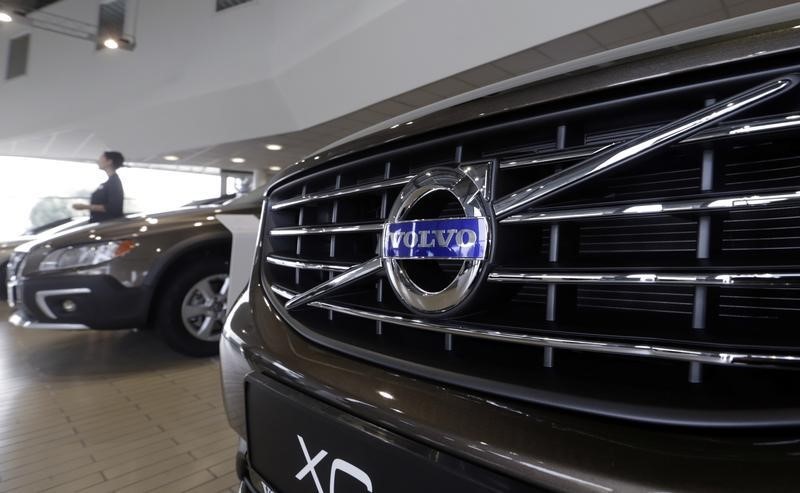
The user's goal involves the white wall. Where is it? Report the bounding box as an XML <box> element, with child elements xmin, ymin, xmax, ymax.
<box><xmin>0</xmin><ymin>0</ymin><xmax>661</xmax><ymax>161</ymax></box>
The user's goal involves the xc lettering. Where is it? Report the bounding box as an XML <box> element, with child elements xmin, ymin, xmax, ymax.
<box><xmin>295</xmin><ymin>435</ymin><xmax>373</xmax><ymax>493</ymax></box>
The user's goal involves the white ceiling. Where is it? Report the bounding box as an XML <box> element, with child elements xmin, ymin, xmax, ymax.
<box><xmin>0</xmin><ymin>0</ymin><xmax>667</xmax><ymax>170</ymax></box>
<box><xmin>0</xmin><ymin>0</ymin><xmax>795</xmax><ymax>174</ymax></box>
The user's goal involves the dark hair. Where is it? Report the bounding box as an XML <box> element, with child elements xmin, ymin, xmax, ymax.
<box><xmin>104</xmin><ymin>151</ymin><xmax>125</xmax><ymax>169</ymax></box>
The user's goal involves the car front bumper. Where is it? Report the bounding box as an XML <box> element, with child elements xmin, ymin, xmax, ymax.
<box><xmin>8</xmin><ymin>273</ymin><xmax>149</xmax><ymax>330</ymax></box>
<box><xmin>245</xmin><ymin>373</ymin><xmax>537</xmax><ymax>492</ymax></box>
<box><xmin>221</xmin><ymin>286</ymin><xmax>800</xmax><ymax>493</ymax></box>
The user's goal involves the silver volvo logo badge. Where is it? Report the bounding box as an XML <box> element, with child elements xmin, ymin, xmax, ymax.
<box><xmin>381</xmin><ymin>162</ymin><xmax>495</xmax><ymax>315</ymax></box>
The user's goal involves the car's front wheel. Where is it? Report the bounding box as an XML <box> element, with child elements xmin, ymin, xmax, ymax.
<box><xmin>156</xmin><ymin>258</ymin><xmax>229</xmax><ymax>356</ymax></box>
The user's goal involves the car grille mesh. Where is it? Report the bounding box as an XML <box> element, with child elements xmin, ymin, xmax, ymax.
<box><xmin>262</xmin><ymin>59</ymin><xmax>800</xmax><ymax>426</ymax></box>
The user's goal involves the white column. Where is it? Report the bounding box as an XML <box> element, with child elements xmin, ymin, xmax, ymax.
<box><xmin>252</xmin><ymin>169</ymin><xmax>269</xmax><ymax>187</ymax></box>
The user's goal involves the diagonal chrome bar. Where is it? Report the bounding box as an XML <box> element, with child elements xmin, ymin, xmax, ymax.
<box><xmin>499</xmin><ymin>143</ymin><xmax>615</xmax><ymax>169</ymax></box>
<box><xmin>493</xmin><ymin>74</ymin><xmax>799</xmax><ymax>219</ymax></box>
<box><xmin>284</xmin><ymin>257</ymin><xmax>383</xmax><ymax>310</ymax></box>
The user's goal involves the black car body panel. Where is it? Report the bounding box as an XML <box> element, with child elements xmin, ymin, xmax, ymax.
<box><xmin>224</xmin><ymin>287</ymin><xmax>800</xmax><ymax>492</ymax></box>
<box><xmin>246</xmin><ymin>374</ymin><xmax>540</xmax><ymax>493</ymax></box>
<box><xmin>223</xmin><ymin>19</ymin><xmax>800</xmax><ymax>493</ymax></box>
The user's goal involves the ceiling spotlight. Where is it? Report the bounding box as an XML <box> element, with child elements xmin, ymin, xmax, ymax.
<box><xmin>313</xmin><ymin>156</ymin><xmax>320</xmax><ymax>160</ymax></box>
<box><xmin>269</xmin><ymin>166</ymin><xmax>281</xmax><ymax>171</ymax></box>
<box><xmin>265</xmin><ymin>144</ymin><xmax>283</xmax><ymax>151</ymax></box>
<box><xmin>0</xmin><ymin>12</ymin><xmax>12</xmax><ymax>23</ymax></box>
<box><xmin>163</xmin><ymin>155</ymin><xmax>179</xmax><ymax>161</ymax></box>
<box><xmin>103</xmin><ymin>38</ymin><xmax>119</xmax><ymax>50</ymax></box>
<box><xmin>390</xmin><ymin>124</ymin><xmax>400</xmax><ymax>129</ymax></box>
<box><xmin>231</xmin><ymin>157</ymin><xmax>246</xmax><ymax>164</ymax></box>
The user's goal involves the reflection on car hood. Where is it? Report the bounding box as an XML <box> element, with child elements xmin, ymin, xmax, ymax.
<box><xmin>14</xmin><ymin>203</ymin><xmax>260</xmax><ymax>254</ymax></box>
<box><xmin>2</xmin><ymin>217</ymin><xmax>89</xmax><ymax>258</ymax></box>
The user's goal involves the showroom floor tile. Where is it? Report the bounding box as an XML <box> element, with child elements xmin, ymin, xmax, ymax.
<box><xmin>0</xmin><ymin>306</ymin><xmax>239</xmax><ymax>493</ymax></box>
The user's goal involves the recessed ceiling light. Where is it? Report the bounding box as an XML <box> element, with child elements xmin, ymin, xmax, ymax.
<box><xmin>265</xmin><ymin>144</ymin><xmax>283</xmax><ymax>151</ymax></box>
<box><xmin>0</xmin><ymin>12</ymin><xmax>12</xmax><ymax>23</ymax></box>
<box><xmin>390</xmin><ymin>124</ymin><xmax>400</xmax><ymax>129</ymax></box>
<box><xmin>231</xmin><ymin>157</ymin><xmax>246</xmax><ymax>164</ymax></box>
<box><xmin>163</xmin><ymin>155</ymin><xmax>179</xmax><ymax>161</ymax></box>
<box><xmin>269</xmin><ymin>166</ymin><xmax>281</xmax><ymax>171</ymax></box>
<box><xmin>405</xmin><ymin>121</ymin><xmax>414</xmax><ymax>125</ymax></box>
<box><xmin>313</xmin><ymin>156</ymin><xmax>320</xmax><ymax>160</ymax></box>
<box><xmin>103</xmin><ymin>38</ymin><xmax>119</xmax><ymax>50</ymax></box>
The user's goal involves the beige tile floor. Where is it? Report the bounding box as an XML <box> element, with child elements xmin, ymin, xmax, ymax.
<box><xmin>0</xmin><ymin>305</ymin><xmax>239</xmax><ymax>493</ymax></box>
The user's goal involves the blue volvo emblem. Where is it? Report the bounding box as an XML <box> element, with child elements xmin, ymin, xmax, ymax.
<box><xmin>381</xmin><ymin>164</ymin><xmax>495</xmax><ymax>315</ymax></box>
<box><xmin>383</xmin><ymin>218</ymin><xmax>488</xmax><ymax>259</ymax></box>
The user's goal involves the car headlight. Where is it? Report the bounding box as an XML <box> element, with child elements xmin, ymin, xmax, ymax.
<box><xmin>39</xmin><ymin>240</ymin><xmax>137</xmax><ymax>272</ymax></box>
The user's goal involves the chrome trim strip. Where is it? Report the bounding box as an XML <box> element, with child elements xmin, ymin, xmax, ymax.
<box><xmin>501</xmin><ymin>190</ymin><xmax>800</xmax><ymax>223</ymax></box>
<box><xmin>270</xmin><ymin>285</ymin><xmax>297</xmax><ymax>300</ymax></box>
<box><xmin>284</xmin><ymin>257</ymin><xmax>383</xmax><ymax>310</ymax></box>
<box><xmin>265</xmin><ymin>255</ymin><xmax>351</xmax><ymax>272</ymax></box>
<box><xmin>499</xmin><ymin>144</ymin><xmax>614</xmax><ymax>169</ymax></box>
<box><xmin>498</xmin><ymin>113</ymin><xmax>800</xmax><ymax>170</ymax></box>
<box><xmin>35</xmin><ymin>288</ymin><xmax>91</xmax><ymax>319</ymax></box>
<box><xmin>683</xmin><ymin>112</ymin><xmax>800</xmax><ymax>142</ymax></box>
<box><xmin>492</xmin><ymin>75</ymin><xmax>799</xmax><ymax>219</ymax></box>
<box><xmin>9</xmin><ymin>311</ymin><xmax>90</xmax><ymax>330</ymax></box>
<box><xmin>271</xmin><ymin>175</ymin><xmax>415</xmax><ymax>210</ymax></box>
<box><xmin>488</xmin><ymin>271</ymin><xmax>800</xmax><ymax>287</ymax></box>
<box><xmin>270</xmin><ymin>222</ymin><xmax>383</xmax><ymax>236</ymax></box>
<box><xmin>270</xmin><ymin>288</ymin><xmax>800</xmax><ymax>369</ymax></box>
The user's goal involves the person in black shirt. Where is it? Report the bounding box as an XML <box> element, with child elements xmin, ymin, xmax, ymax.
<box><xmin>73</xmin><ymin>151</ymin><xmax>125</xmax><ymax>222</ymax></box>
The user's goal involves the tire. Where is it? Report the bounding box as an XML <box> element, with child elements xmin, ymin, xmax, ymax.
<box><xmin>155</xmin><ymin>256</ymin><xmax>230</xmax><ymax>357</ymax></box>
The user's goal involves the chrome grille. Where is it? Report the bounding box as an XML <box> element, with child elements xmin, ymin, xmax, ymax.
<box><xmin>262</xmin><ymin>61</ymin><xmax>800</xmax><ymax>426</ymax></box>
